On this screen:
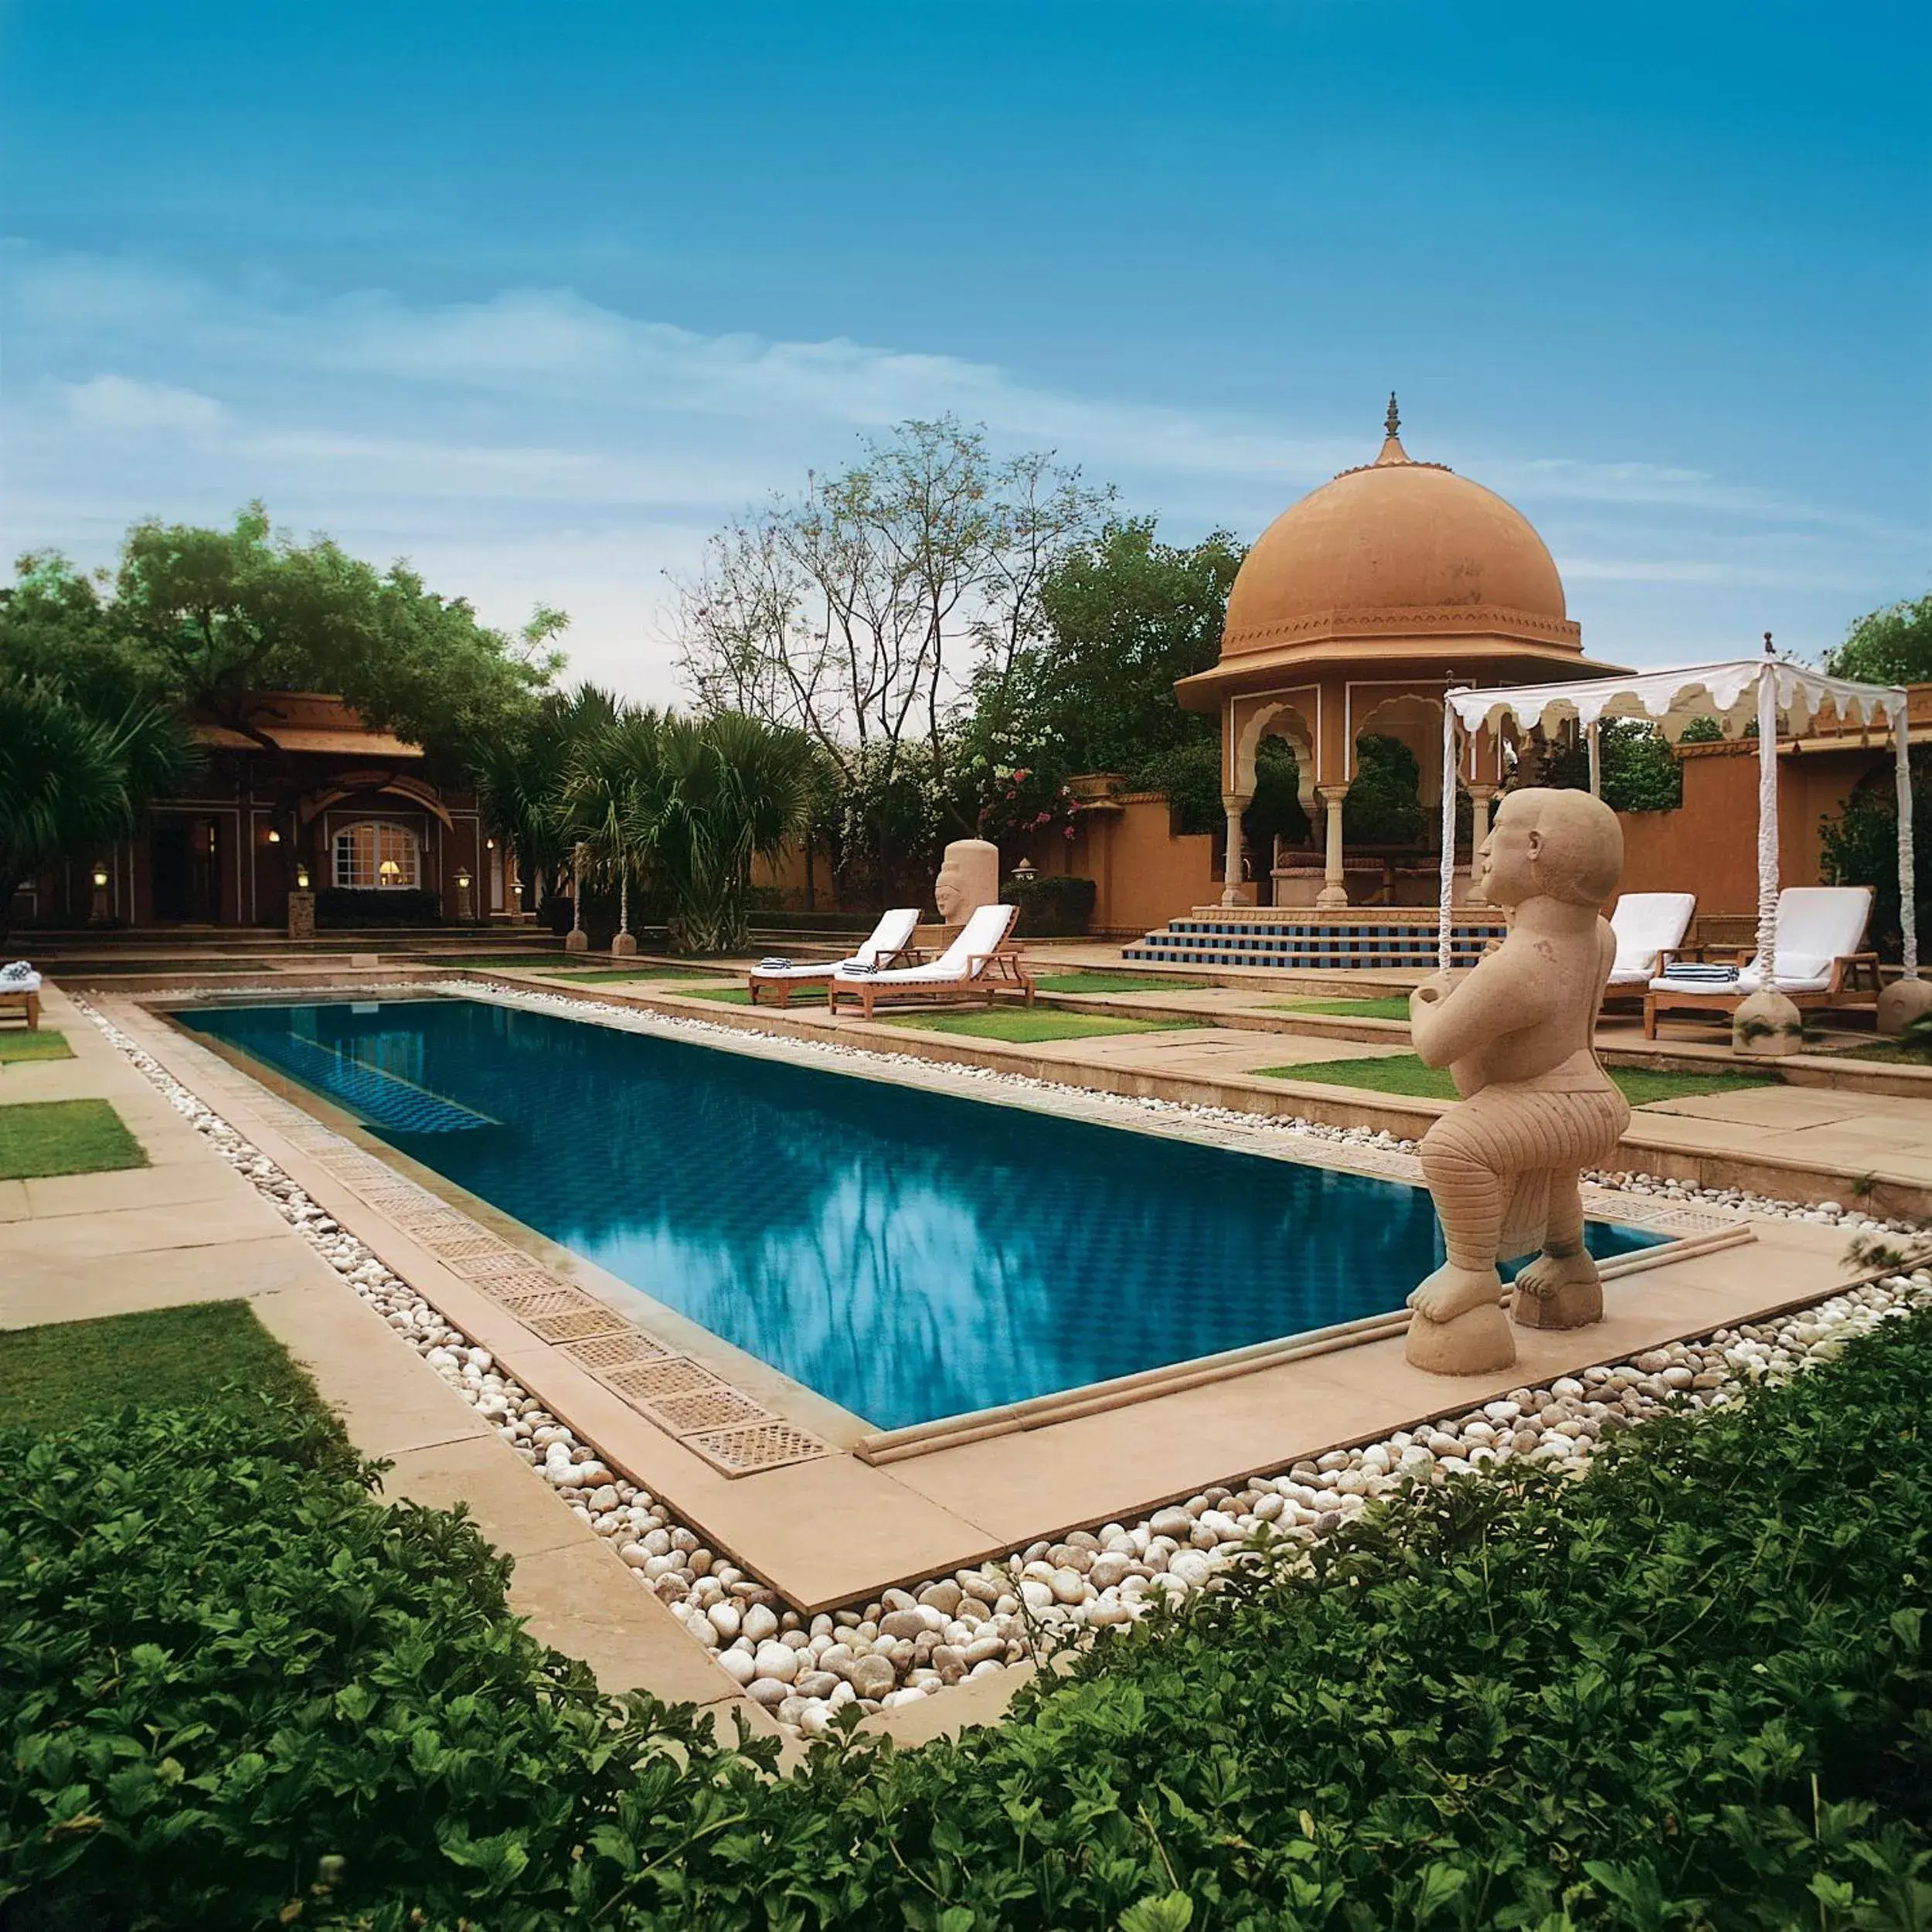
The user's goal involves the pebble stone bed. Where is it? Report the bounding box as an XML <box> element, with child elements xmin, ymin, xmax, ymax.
<box><xmin>75</xmin><ymin>985</ymin><xmax>1932</xmax><ymax>1740</ymax></box>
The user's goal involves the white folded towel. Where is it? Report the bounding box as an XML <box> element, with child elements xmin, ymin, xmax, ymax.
<box><xmin>0</xmin><ymin>961</ymin><xmax>36</xmax><ymax>985</ymax></box>
<box><xmin>757</xmin><ymin>957</ymin><xmax>793</xmax><ymax>971</ymax></box>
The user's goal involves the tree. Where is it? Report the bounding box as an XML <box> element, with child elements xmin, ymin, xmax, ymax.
<box><xmin>472</xmin><ymin>684</ymin><xmax>624</xmax><ymax>913</ymax></box>
<box><xmin>1818</xmin><ymin>753</ymin><xmax>1932</xmax><ymax>962</ymax></box>
<box><xmin>1009</xmin><ymin>519</ymin><xmax>1244</xmax><ymax>783</ymax></box>
<box><xmin>0</xmin><ymin>675</ymin><xmax>198</xmax><ymax>944</ymax></box>
<box><xmin>675</xmin><ymin>419</ymin><xmax>1107</xmax><ymax>899</ymax></box>
<box><xmin>1825</xmin><ymin>594</ymin><xmax>1932</xmax><ymax>686</ymax></box>
<box><xmin>1537</xmin><ymin>719</ymin><xmax>1686</xmax><ymax>811</ymax></box>
<box><xmin>94</xmin><ymin>506</ymin><xmax>563</xmax><ymax>787</ymax></box>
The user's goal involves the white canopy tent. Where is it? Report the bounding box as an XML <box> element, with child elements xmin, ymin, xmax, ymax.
<box><xmin>1434</xmin><ymin>655</ymin><xmax>1914</xmax><ymax>985</ymax></box>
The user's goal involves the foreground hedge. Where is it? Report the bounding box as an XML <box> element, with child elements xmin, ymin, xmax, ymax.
<box><xmin>5</xmin><ymin>1315</ymin><xmax>1930</xmax><ymax>1930</ymax></box>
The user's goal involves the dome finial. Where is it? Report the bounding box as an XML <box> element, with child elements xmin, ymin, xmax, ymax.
<box><xmin>1375</xmin><ymin>391</ymin><xmax>1410</xmax><ymax>465</ymax></box>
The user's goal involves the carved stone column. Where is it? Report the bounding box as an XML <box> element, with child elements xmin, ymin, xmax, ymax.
<box><xmin>1219</xmin><ymin>794</ymin><xmax>1253</xmax><ymax>907</ymax></box>
<box><xmin>1315</xmin><ymin>784</ymin><xmax>1350</xmax><ymax>910</ymax></box>
<box><xmin>1465</xmin><ymin>785</ymin><xmax>1498</xmax><ymax>903</ymax></box>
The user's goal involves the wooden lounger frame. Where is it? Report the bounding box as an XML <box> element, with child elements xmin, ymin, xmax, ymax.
<box><xmin>1641</xmin><ymin>944</ymin><xmax>1881</xmax><ymax>1039</ymax></box>
<box><xmin>827</xmin><ymin>943</ymin><xmax>1036</xmax><ymax>1022</ymax></box>
<box><xmin>0</xmin><ymin>988</ymin><xmax>41</xmax><ymax>1031</ymax></box>
<box><xmin>747</xmin><ymin>942</ymin><xmax>918</xmax><ymax>1009</ymax></box>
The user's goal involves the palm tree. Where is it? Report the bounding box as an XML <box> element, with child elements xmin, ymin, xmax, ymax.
<box><xmin>637</xmin><ymin>712</ymin><xmax>815</xmax><ymax>954</ymax></box>
<box><xmin>557</xmin><ymin>707</ymin><xmax>662</xmax><ymax>949</ymax></box>
<box><xmin>0</xmin><ymin>673</ymin><xmax>199</xmax><ymax>945</ymax></box>
<box><xmin>471</xmin><ymin>683</ymin><xmax>622</xmax><ymax>916</ymax></box>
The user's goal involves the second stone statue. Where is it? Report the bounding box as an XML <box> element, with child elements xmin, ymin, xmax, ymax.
<box><xmin>1404</xmin><ymin>787</ymin><xmax>1631</xmax><ymax>1375</ymax></box>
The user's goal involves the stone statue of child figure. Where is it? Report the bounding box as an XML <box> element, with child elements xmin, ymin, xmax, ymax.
<box><xmin>1404</xmin><ymin>787</ymin><xmax>1631</xmax><ymax>1375</ymax></box>
<box><xmin>934</xmin><ymin>838</ymin><xmax>999</xmax><ymax>926</ymax></box>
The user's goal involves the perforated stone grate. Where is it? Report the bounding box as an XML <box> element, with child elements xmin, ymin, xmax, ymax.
<box><xmin>521</xmin><ymin>1306</ymin><xmax>633</xmax><ymax>1343</ymax></box>
<box><xmin>598</xmin><ymin>1355</ymin><xmax>727</xmax><ymax>1405</ymax></box>
<box><xmin>417</xmin><ymin>1230</ymin><xmax>509</xmax><ymax>1260</ymax></box>
<box><xmin>683</xmin><ymin>1420</ymin><xmax>832</xmax><ymax>1478</ymax></box>
<box><xmin>562</xmin><ymin>1331</ymin><xmax>676</xmax><ymax>1371</ymax></box>
<box><xmin>498</xmin><ymin>1284</ymin><xmax>607</xmax><ymax>1320</ymax></box>
<box><xmin>641</xmin><ymin>1386</ymin><xmax>773</xmax><ymax>1434</ymax></box>
<box><xmin>452</xmin><ymin>1260</ymin><xmax>561</xmax><ymax>1302</ymax></box>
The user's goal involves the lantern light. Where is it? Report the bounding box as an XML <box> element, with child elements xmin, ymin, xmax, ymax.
<box><xmin>91</xmin><ymin>866</ymin><xmax>110</xmax><ymax>889</ymax></box>
<box><xmin>295</xmin><ymin>865</ymin><xmax>311</xmax><ymax>889</ymax></box>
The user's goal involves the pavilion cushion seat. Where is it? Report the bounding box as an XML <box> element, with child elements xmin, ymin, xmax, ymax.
<box><xmin>1607</xmin><ymin>893</ymin><xmax>1696</xmax><ymax>987</ymax></box>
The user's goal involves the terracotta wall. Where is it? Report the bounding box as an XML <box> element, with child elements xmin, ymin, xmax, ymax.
<box><xmin>1617</xmin><ymin>742</ymin><xmax>1889</xmax><ymax>926</ymax></box>
<box><xmin>1027</xmin><ymin>792</ymin><xmax>1216</xmax><ymax>934</ymax></box>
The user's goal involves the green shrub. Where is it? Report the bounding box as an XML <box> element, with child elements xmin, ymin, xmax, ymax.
<box><xmin>1006</xmin><ymin>873</ymin><xmax>1097</xmax><ymax>936</ymax></box>
<box><xmin>315</xmin><ymin>886</ymin><xmax>442</xmax><ymax>927</ymax></box>
<box><xmin>5</xmin><ymin>1313</ymin><xmax>1931</xmax><ymax>1927</ymax></box>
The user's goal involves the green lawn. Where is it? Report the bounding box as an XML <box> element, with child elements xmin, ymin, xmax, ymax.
<box><xmin>0</xmin><ymin>1300</ymin><xmax>327</xmax><ymax>1432</ymax></box>
<box><xmin>542</xmin><ymin>964</ymin><xmax>737</xmax><ymax>984</ymax></box>
<box><xmin>0</xmin><ymin>1029</ymin><xmax>73</xmax><ymax>1065</ymax></box>
<box><xmin>1259</xmin><ymin>1052</ymin><xmax>1778</xmax><ymax>1107</ymax></box>
<box><xmin>438</xmin><ymin>953</ymin><xmax>573</xmax><ymax>969</ymax></box>
<box><xmin>674</xmin><ymin>984</ymin><xmax>758</xmax><ymax>1005</ymax></box>
<box><xmin>1033</xmin><ymin>971</ymin><xmax>1212</xmax><ymax>995</ymax></box>
<box><xmin>885</xmin><ymin>1009</ymin><xmax>1204</xmax><ymax>1043</ymax></box>
<box><xmin>1277</xmin><ymin>996</ymin><xmax>1413</xmax><ymax>1021</ymax></box>
<box><xmin>0</xmin><ymin>1097</ymin><xmax>148</xmax><ymax>1179</ymax></box>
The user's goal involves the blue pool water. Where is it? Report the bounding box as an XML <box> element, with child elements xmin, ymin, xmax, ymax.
<box><xmin>184</xmin><ymin>998</ymin><xmax>1662</xmax><ymax>1430</ymax></box>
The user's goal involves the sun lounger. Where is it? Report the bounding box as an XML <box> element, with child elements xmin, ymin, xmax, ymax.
<box><xmin>827</xmin><ymin>903</ymin><xmax>1033</xmax><ymax>1020</ymax></box>
<box><xmin>747</xmin><ymin>909</ymin><xmax>921</xmax><ymax>1008</ymax></box>
<box><xmin>0</xmin><ymin>963</ymin><xmax>43</xmax><ymax>1031</ymax></box>
<box><xmin>1604</xmin><ymin>893</ymin><xmax>1697</xmax><ymax>999</ymax></box>
<box><xmin>1644</xmin><ymin>886</ymin><xmax>1879</xmax><ymax>1038</ymax></box>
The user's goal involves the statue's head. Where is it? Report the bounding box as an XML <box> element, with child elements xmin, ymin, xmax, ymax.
<box><xmin>1479</xmin><ymin>788</ymin><xmax>1622</xmax><ymax>910</ymax></box>
<box><xmin>934</xmin><ymin>838</ymin><xmax>1000</xmax><ymax>922</ymax></box>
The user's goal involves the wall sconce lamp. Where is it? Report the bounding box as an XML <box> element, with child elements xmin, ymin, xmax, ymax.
<box><xmin>265</xmin><ymin>827</ymin><xmax>282</xmax><ymax>844</ymax></box>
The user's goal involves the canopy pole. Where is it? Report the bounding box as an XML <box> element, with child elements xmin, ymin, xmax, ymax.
<box><xmin>1586</xmin><ymin>719</ymin><xmax>1602</xmax><ymax>798</ymax></box>
<box><xmin>1896</xmin><ymin>691</ymin><xmax>1917</xmax><ymax>978</ymax></box>
<box><xmin>1437</xmin><ymin>698</ymin><xmax>1458</xmax><ymax>974</ymax></box>
<box><xmin>1756</xmin><ymin>664</ymin><xmax>1778</xmax><ymax>989</ymax></box>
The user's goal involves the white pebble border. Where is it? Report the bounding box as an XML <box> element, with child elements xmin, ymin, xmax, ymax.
<box><xmin>73</xmin><ymin>984</ymin><xmax>1932</xmax><ymax>1739</ymax></box>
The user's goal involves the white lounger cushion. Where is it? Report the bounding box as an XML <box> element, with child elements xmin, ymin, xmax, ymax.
<box><xmin>1650</xmin><ymin>885</ymin><xmax>1872</xmax><ymax>997</ymax></box>
<box><xmin>753</xmin><ymin>908</ymin><xmax>920</xmax><ymax>979</ymax></box>
<box><xmin>1606</xmin><ymin>893</ymin><xmax>1696</xmax><ymax>985</ymax></box>
<box><xmin>833</xmin><ymin>903</ymin><xmax>1017</xmax><ymax>985</ymax></box>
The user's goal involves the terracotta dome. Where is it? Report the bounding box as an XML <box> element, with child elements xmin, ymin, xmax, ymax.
<box><xmin>1221</xmin><ymin>405</ymin><xmax>1570</xmax><ymax>658</ymax></box>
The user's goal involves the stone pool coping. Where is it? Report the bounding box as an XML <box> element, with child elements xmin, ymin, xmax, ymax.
<box><xmin>111</xmin><ymin>981</ymin><xmax>1870</xmax><ymax>1614</ymax></box>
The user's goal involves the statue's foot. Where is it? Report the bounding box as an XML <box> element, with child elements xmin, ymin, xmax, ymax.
<box><xmin>1407</xmin><ymin>1263</ymin><xmax>1504</xmax><ymax>1326</ymax></box>
<box><xmin>1404</xmin><ymin>1264</ymin><xmax>1515</xmax><ymax>1376</ymax></box>
<box><xmin>1511</xmin><ymin>1249</ymin><xmax>1604</xmax><ymax>1331</ymax></box>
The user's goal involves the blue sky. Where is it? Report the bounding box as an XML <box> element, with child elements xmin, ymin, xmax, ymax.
<box><xmin>3</xmin><ymin>1</ymin><xmax>1927</xmax><ymax>699</ymax></box>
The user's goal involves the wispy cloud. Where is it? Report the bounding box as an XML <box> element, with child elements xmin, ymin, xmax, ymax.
<box><xmin>1</xmin><ymin>243</ymin><xmax>1920</xmax><ymax>692</ymax></box>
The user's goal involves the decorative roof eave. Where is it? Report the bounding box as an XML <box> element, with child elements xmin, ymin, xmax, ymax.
<box><xmin>1177</xmin><ymin>637</ymin><xmax>1630</xmax><ymax>713</ymax></box>
<box><xmin>1221</xmin><ymin>603</ymin><xmax>1582</xmax><ymax>657</ymax></box>
<box><xmin>1443</xmin><ymin>658</ymin><xmax>1912</xmax><ymax>744</ymax></box>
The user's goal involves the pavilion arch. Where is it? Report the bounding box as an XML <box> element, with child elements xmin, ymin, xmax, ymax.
<box><xmin>1354</xmin><ymin>692</ymin><xmax>1447</xmax><ymax>810</ymax></box>
<box><xmin>1232</xmin><ymin>699</ymin><xmax>1317</xmax><ymax>826</ymax></box>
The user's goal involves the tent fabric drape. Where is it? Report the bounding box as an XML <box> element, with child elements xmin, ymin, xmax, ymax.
<box><xmin>1434</xmin><ymin>657</ymin><xmax>1915</xmax><ymax>986</ymax></box>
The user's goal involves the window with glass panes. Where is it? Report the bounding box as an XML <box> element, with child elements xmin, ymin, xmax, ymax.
<box><xmin>333</xmin><ymin>821</ymin><xmax>420</xmax><ymax>889</ymax></box>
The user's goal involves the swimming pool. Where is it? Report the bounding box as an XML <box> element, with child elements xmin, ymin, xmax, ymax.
<box><xmin>183</xmin><ymin>996</ymin><xmax>1662</xmax><ymax>1430</ymax></box>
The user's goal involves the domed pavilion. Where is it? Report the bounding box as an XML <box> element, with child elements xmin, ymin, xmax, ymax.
<box><xmin>1174</xmin><ymin>398</ymin><xmax>1628</xmax><ymax>911</ymax></box>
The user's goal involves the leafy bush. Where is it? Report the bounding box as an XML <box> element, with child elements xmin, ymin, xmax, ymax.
<box><xmin>315</xmin><ymin>886</ymin><xmax>442</xmax><ymax>927</ymax></box>
<box><xmin>1819</xmin><ymin>749</ymin><xmax>1932</xmax><ymax>961</ymax></box>
<box><xmin>6</xmin><ymin>1313</ymin><xmax>1931</xmax><ymax>1927</ymax></box>
<box><xmin>1006</xmin><ymin>872</ymin><xmax>1097</xmax><ymax>936</ymax></box>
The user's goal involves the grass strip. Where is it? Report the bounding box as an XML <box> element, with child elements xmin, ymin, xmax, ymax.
<box><xmin>884</xmin><ymin>1010</ymin><xmax>1204</xmax><ymax>1043</ymax></box>
<box><xmin>0</xmin><ymin>1097</ymin><xmax>148</xmax><ymax>1179</ymax></box>
<box><xmin>1277</xmin><ymin>995</ymin><xmax>1413</xmax><ymax>1020</ymax></box>
<box><xmin>0</xmin><ymin>1029</ymin><xmax>73</xmax><ymax>1065</ymax></box>
<box><xmin>0</xmin><ymin>1301</ymin><xmax>328</xmax><ymax>1433</ymax></box>
<box><xmin>539</xmin><ymin>965</ymin><xmax>736</xmax><ymax>985</ymax></box>
<box><xmin>1033</xmin><ymin>971</ymin><xmax>1212</xmax><ymax>995</ymax></box>
<box><xmin>1257</xmin><ymin>1051</ymin><xmax>1778</xmax><ymax>1106</ymax></box>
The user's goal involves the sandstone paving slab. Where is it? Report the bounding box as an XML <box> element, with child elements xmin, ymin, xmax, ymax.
<box><xmin>21</xmin><ymin>1157</ymin><xmax>260</xmax><ymax>1220</ymax></box>
<box><xmin>0</xmin><ymin>1188</ymin><xmax>294</xmax><ymax>1267</ymax></box>
<box><xmin>509</xmin><ymin>1538</ymin><xmax>764</xmax><ymax>1712</ymax></box>
<box><xmin>0</xmin><ymin>1180</ymin><xmax>27</xmax><ymax>1223</ymax></box>
<box><xmin>1644</xmin><ymin>1088</ymin><xmax>1891</xmax><ymax>1129</ymax></box>
<box><xmin>0</xmin><ymin>1231</ymin><xmax>321</xmax><ymax>1328</ymax></box>
<box><xmin>380</xmin><ymin>1434</ymin><xmax>594</xmax><ymax>1560</ymax></box>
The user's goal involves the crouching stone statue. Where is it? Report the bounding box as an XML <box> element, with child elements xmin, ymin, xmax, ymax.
<box><xmin>1405</xmin><ymin>787</ymin><xmax>1630</xmax><ymax>1375</ymax></box>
